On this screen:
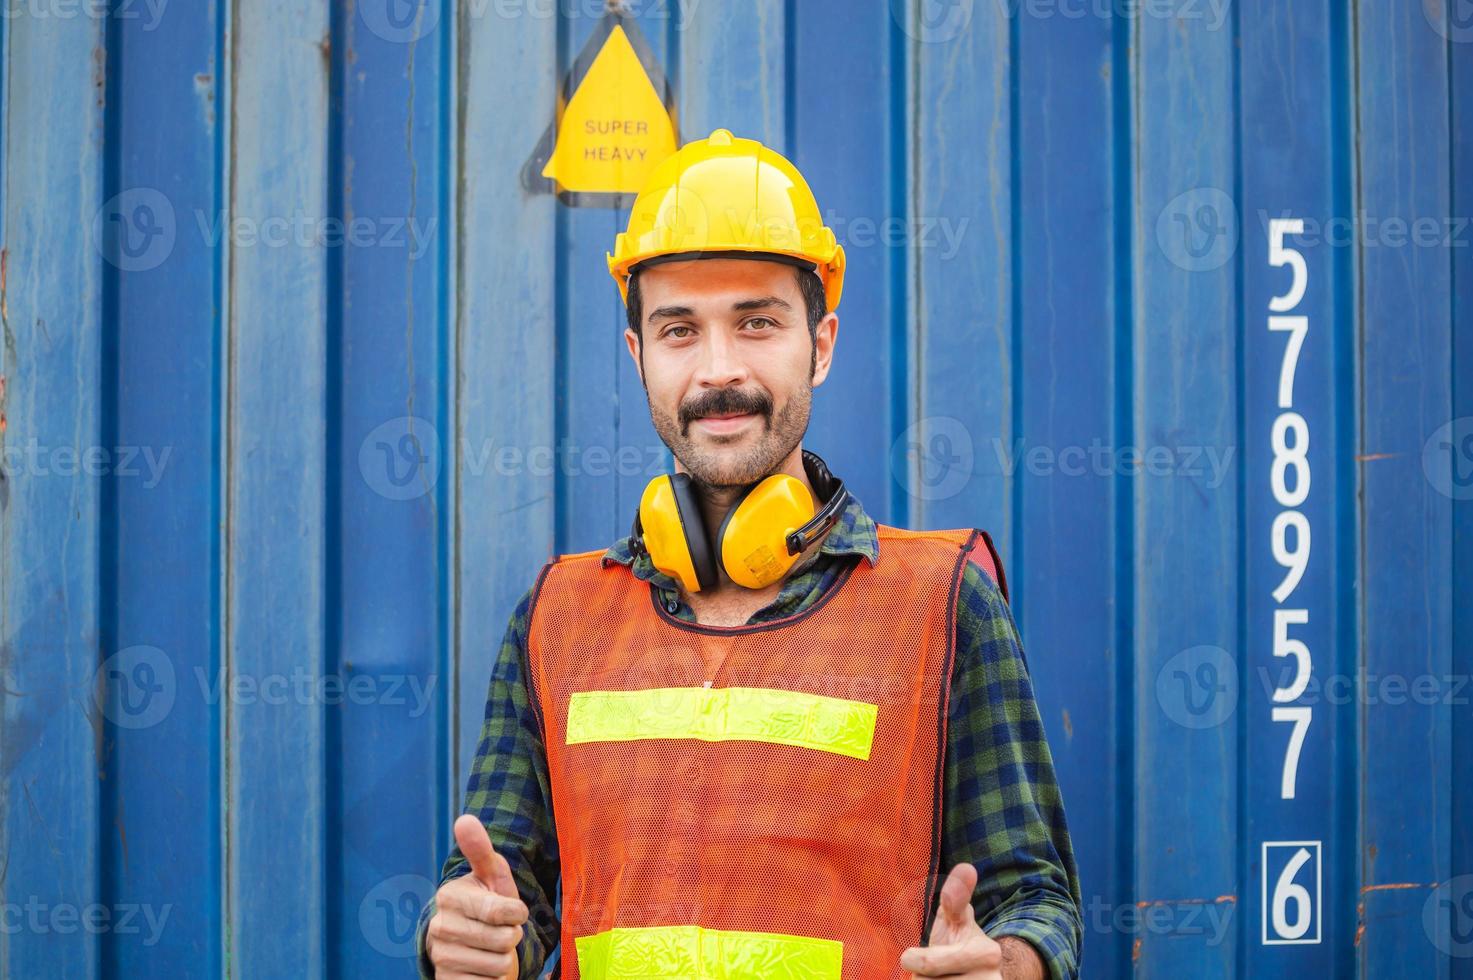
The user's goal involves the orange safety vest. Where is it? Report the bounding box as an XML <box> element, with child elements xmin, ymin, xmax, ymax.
<box><xmin>525</xmin><ymin>525</ymin><xmax>1005</xmax><ymax>980</ymax></box>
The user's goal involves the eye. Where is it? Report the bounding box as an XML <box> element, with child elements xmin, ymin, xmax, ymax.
<box><xmin>743</xmin><ymin>316</ymin><xmax>777</xmax><ymax>331</ymax></box>
<box><xmin>663</xmin><ymin>324</ymin><xmax>694</xmax><ymax>340</ymax></box>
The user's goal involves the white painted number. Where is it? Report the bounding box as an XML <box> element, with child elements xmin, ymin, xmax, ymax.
<box><xmin>1268</xmin><ymin>219</ymin><xmax>1307</xmax><ymax>312</ymax></box>
<box><xmin>1272</xmin><ymin>706</ymin><xmax>1312</xmax><ymax>800</ymax></box>
<box><xmin>1262</xmin><ymin>841</ymin><xmax>1322</xmax><ymax>945</ymax></box>
<box><xmin>1268</xmin><ymin>315</ymin><xmax>1308</xmax><ymax>409</ymax></box>
<box><xmin>1265</xmin><ymin>219</ymin><xmax>1317</xmax><ymax>864</ymax></box>
<box><xmin>1272</xmin><ymin>609</ymin><xmax>1311</xmax><ymax>703</ymax></box>
<box><xmin>1271</xmin><ymin>846</ymin><xmax>1314</xmax><ymax>940</ymax></box>
<box><xmin>1271</xmin><ymin>510</ymin><xmax>1310</xmax><ymax>603</ymax></box>
<box><xmin>1271</xmin><ymin>412</ymin><xmax>1311</xmax><ymax>508</ymax></box>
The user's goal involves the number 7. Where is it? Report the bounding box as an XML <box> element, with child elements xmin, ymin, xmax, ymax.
<box><xmin>1269</xmin><ymin>316</ymin><xmax>1308</xmax><ymax>410</ymax></box>
<box><xmin>1272</xmin><ymin>706</ymin><xmax>1312</xmax><ymax>799</ymax></box>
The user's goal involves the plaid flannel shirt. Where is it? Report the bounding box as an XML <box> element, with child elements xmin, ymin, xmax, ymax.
<box><xmin>418</xmin><ymin>493</ymin><xmax>1082</xmax><ymax>978</ymax></box>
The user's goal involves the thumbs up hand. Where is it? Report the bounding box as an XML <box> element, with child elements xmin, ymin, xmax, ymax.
<box><xmin>425</xmin><ymin>814</ymin><xmax>530</xmax><ymax>979</ymax></box>
<box><xmin>898</xmin><ymin>862</ymin><xmax>1003</xmax><ymax>979</ymax></box>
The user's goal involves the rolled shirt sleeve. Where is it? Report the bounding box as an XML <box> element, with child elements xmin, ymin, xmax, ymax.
<box><xmin>940</xmin><ymin>561</ymin><xmax>1084</xmax><ymax>979</ymax></box>
<box><xmin>417</xmin><ymin>587</ymin><xmax>562</xmax><ymax>979</ymax></box>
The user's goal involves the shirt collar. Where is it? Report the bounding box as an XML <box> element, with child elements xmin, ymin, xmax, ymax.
<box><xmin>601</xmin><ymin>456</ymin><xmax>880</xmax><ymax>584</ymax></box>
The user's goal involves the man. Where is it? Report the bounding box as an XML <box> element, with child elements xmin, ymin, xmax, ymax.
<box><xmin>418</xmin><ymin>129</ymin><xmax>1081</xmax><ymax>979</ymax></box>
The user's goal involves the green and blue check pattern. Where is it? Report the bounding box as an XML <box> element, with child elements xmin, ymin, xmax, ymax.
<box><xmin>417</xmin><ymin>495</ymin><xmax>1083</xmax><ymax>979</ymax></box>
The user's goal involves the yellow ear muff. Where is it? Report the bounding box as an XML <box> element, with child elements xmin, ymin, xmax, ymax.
<box><xmin>716</xmin><ymin>474</ymin><xmax>816</xmax><ymax>590</ymax></box>
<box><xmin>637</xmin><ymin>474</ymin><xmax>720</xmax><ymax>593</ymax></box>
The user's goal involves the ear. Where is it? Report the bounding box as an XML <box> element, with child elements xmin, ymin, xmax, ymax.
<box><xmin>624</xmin><ymin>327</ymin><xmax>644</xmax><ymax>384</ymax></box>
<box><xmin>810</xmin><ymin>312</ymin><xmax>839</xmax><ymax>387</ymax></box>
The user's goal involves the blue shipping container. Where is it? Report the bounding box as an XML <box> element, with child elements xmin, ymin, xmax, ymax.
<box><xmin>0</xmin><ymin>0</ymin><xmax>1469</xmax><ymax>977</ymax></box>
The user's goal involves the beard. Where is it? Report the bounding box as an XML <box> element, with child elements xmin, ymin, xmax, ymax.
<box><xmin>648</xmin><ymin>380</ymin><xmax>812</xmax><ymax>490</ymax></box>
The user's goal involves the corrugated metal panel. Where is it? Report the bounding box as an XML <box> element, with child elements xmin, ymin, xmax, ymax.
<box><xmin>0</xmin><ymin>1</ymin><xmax>1467</xmax><ymax>977</ymax></box>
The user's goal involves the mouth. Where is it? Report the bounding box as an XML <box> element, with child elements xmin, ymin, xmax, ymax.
<box><xmin>692</xmin><ymin>411</ymin><xmax>759</xmax><ymax>435</ymax></box>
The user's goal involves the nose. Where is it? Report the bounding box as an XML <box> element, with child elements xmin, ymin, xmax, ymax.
<box><xmin>691</xmin><ymin>328</ymin><xmax>749</xmax><ymax>390</ymax></box>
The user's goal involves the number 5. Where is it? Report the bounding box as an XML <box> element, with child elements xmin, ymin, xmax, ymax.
<box><xmin>1269</xmin><ymin>219</ymin><xmax>1307</xmax><ymax>312</ymax></box>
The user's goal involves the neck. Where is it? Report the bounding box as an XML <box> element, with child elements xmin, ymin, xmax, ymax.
<box><xmin>677</xmin><ymin>445</ymin><xmax>820</xmax><ymax>594</ymax></box>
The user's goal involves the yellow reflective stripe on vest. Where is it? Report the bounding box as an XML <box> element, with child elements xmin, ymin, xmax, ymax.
<box><xmin>574</xmin><ymin>924</ymin><xmax>844</xmax><ymax>979</ymax></box>
<box><xmin>565</xmin><ymin>686</ymin><xmax>879</xmax><ymax>760</ymax></box>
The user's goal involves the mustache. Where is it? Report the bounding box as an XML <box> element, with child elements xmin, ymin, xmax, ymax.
<box><xmin>678</xmin><ymin>388</ymin><xmax>773</xmax><ymax>429</ymax></box>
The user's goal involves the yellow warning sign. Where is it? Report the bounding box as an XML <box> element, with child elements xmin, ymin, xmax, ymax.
<box><xmin>523</xmin><ymin>13</ymin><xmax>678</xmax><ymax>207</ymax></box>
<box><xmin>540</xmin><ymin>25</ymin><xmax>676</xmax><ymax>194</ymax></box>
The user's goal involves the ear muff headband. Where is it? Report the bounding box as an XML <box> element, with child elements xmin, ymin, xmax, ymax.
<box><xmin>631</xmin><ymin>456</ymin><xmax>851</xmax><ymax>593</ymax></box>
<box><xmin>632</xmin><ymin>473</ymin><xmax>718</xmax><ymax>594</ymax></box>
<box><xmin>668</xmin><ymin>473</ymin><xmax>719</xmax><ymax>592</ymax></box>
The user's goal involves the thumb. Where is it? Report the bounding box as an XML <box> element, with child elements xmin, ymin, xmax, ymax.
<box><xmin>935</xmin><ymin>862</ymin><xmax>979</xmax><ymax>933</ymax></box>
<box><xmin>454</xmin><ymin>813</ymin><xmax>519</xmax><ymax>899</ymax></box>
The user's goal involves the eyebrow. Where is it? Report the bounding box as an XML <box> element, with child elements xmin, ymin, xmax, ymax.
<box><xmin>647</xmin><ymin>296</ymin><xmax>793</xmax><ymax>324</ymax></box>
<box><xmin>647</xmin><ymin>305</ymin><xmax>694</xmax><ymax>323</ymax></box>
<box><xmin>732</xmin><ymin>296</ymin><xmax>793</xmax><ymax>313</ymax></box>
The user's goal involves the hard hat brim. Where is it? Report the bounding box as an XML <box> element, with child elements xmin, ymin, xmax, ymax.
<box><xmin>629</xmin><ymin>249</ymin><xmax>821</xmax><ymax>276</ymax></box>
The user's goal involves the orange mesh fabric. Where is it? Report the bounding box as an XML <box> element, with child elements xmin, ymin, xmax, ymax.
<box><xmin>526</xmin><ymin>525</ymin><xmax>980</xmax><ymax>980</ymax></box>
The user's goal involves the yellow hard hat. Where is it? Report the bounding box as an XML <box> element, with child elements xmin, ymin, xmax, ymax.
<box><xmin>607</xmin><ymin>128</ymin><xmax>846</xmax><ymax>312</ymax></box>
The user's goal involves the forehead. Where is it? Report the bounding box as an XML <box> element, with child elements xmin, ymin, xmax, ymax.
<box><xmin>638</xmin><ymin>257</ymin><xmax>801</xmax><ymax>310</ymax></box>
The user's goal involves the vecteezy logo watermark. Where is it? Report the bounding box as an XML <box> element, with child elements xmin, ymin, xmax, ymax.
<box><xmin>1422</xmin><ymin>0</ymin><xmax>1473</xmax><ymax>43</ymax></box>
<box><xmin>1253</xmin><ymin>667</ymin><xmax>1470</xmax><ymax>707</ymax></box>
<box><xmin>0</xmin><ymin>0</ymin><xmax>169</xmax><ymax>30</ymax></box>
<box><xmin>890</xmin><ymin>416</ymin><xmax>975</xmax><ymax>501</ymax></box>
<box><xmin>1001</xmin><ymin>0</ymin><xmax>1231</xmax><ymax>28</ymax></box>
<box><xmin>993</xmin><ymin>0</ymin><xmax>1233</xmax><ymax>30</ymax></box>
<box><xmin>193</xmin><ymin>666</ymin><xmax>438</xmax><ymax>717</ymax></box>
<box><xmin>96</xmin><ymin>646</ymin><xmax>438</xmax><ymax>730</ymax></box>
<box><xmin>1424</xmin><ymin>875</ymin><xmax>1473</xmax><ymax>958</ymax></box>
<box><xmin>0</xmin><ymin>440</ymin><xmax>172</xmax><ymax>487</ymax></box>
<box><xmin>1254</xmin><ymin>209</ymin><xmax>1471</xmax><ymax>250</ymax></box>
<box><xmin>93</xmin><ymin>189</ymin><xmax>437</xmax><ymax>272</ymax></box>
<box><xmin>359</xmin><ymin>416</ymin><xmax>442</xmax><ymax>501</ymax></box>
<box><xmin>989</xmin><ymin>437</ymin><xmax>1236</xmax><ymax>487</ymax></box>
<box><xmin>359</xmin><ymin>419</ymin><xmax>676</xmax><ymax>499</ymax></box>
<box><xmin>360</xmin><ymin>874</ymin><xmax>436</xmax><ymax>957</ymax></box>
<box><xmin>464</xmin><ymin>0</ymin><xmax>701</xmax><ymax>25</ymax></box>
<box><xmin>1085</xmin><ymin>896</ymin><xmax>1235</xmax><ymax>947</ymax></box>
<box><xmin>1156</xmin><ymin>644</ymin><xmax>1238</xmax><ymax>729</ymax></box>
<box><xmin>1156</xmin><ymin>187</ymin><xmax>1239</xmax><ymax>272</ymax></box>
<box><xmin>892</xmin><ymin>0</ymin><xmax>974</xmax><ymax>42</ymax></box>
<box><xmin>193</xmin><ymin>210</ymin><xmax>436</xmax><ymax>258</ymax></box>
<box><xmin>461</xmin><ymin>439</ymin><xmax>670</xmax><ymax>481</ymax></box>
<box><xmin>95</xmin><ymin>645</ymin><xmax>177</xmax><ymax>730</ymax></box>
<box><xmin>712</xmin><ymin>204</ymin><xmax>969</xmax><ymax>260</ymax></box>
<box><xmin>93</xmin><ymin>188</ymin><xmax>177</xmax><ymax>273</ymax></box>
<box><xmin>359</xmin><ymin>0</ymin><xmax>440</xmax><ymax>43</ymax></box>
<box><xmin>1423</xmin><ymin>417</ymin><xmax>1473</xmax><ymax>501</ymax></box>
<box><xmin>1430</xmin><ymin>877</ymin><xmax>1473</xmax><ymax>956</ymax></box>
<box><xmin>0</xmin><ymin>899</ymin><xmax>172</xmax><ymax>946</ymax></box>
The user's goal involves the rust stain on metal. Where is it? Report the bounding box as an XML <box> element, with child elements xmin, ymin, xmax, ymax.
<box><xmin>1355</xmin><ymin>452</ymin><xmax>1401</xmax><ymax>462</ymax></box>
<box><xmin>1061</xmin><ymin>708</ymin><xmax>1073</xmax><ymax>739</ymax></box>
<box><xmin>1131</xmin><ymin>937</ymin><xmax>1141</xmax><ymax>963</ymax></box>
<box><xmin>1135</xmin><ymin>894</ymin><xmax>1236</xmax><ymax>908</ymax></box>
<box><xmin>92</xmin><ymin>45</ymin><xmax>107</xmax><ymax>107</ymax></box>
<box><xmin>194</xmin><ymin>73</ymin><xmax>216</xmax><ymax>126</ymax></box>
<box><xmin>1357</xmin><ymin>882</ymin><xmax>1438</xmax><ymax>947</ymax></box>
